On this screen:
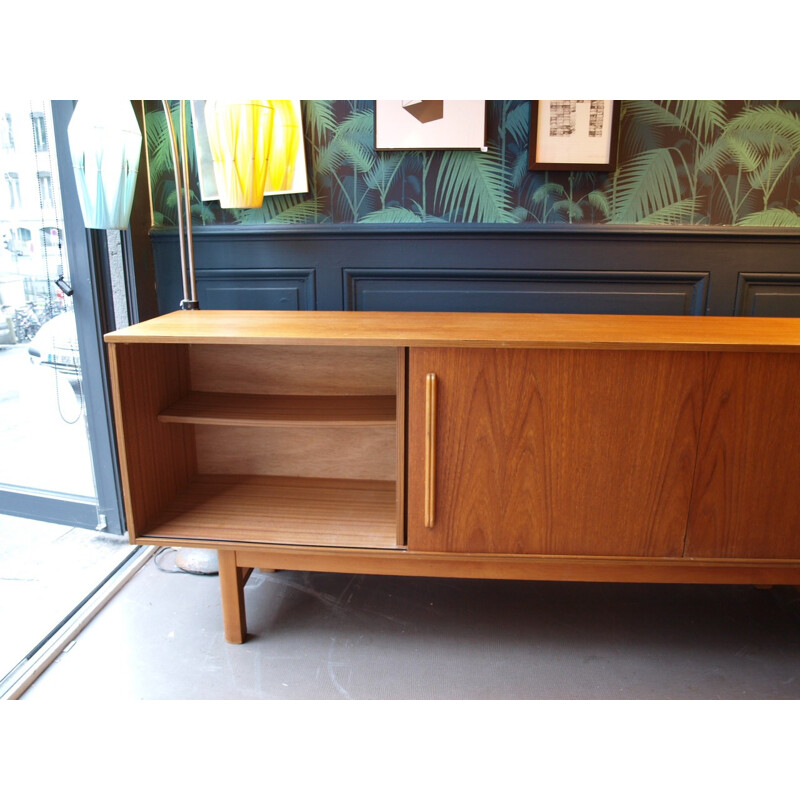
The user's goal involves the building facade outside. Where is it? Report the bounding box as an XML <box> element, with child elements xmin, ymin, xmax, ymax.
<box><xmin>1</xmin><ymin>100</ymin><xmax>69</xmax><ymax>342</ymax></box>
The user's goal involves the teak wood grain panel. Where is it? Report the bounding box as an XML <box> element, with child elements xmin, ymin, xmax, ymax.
<box><xmin>686</xmin><ymin>352</ymin><xmax>800</xmax><ymax>559</ymax></box>
<box><xmin>190</xmin><ymin>344</ymin><xmax>397</xmax><ymax>395</ymax></box>
<box><xmin>105</xmin><ymin>309</ymin><xmax>800</xmax><ymax>352</ymax></box>
<box><xmin>407</xmin><ymin>347</ymin><xmax>704</xmax><ymax>557</ymax></box>
<box><xmin>107</xmin><ymin>343</ymin><xmax>195</xmax><ymax>537</ymax></box>
<box><xmin>395</xmin><ymin>347</ymin><xmax>407</xmax><ymax>546</ymax></box>
<box><xmin>194</xmin><ymin>424</ymin><xmax>397</xmax><ymax>481</ymax></box>
<box><xmin>145</xmin><ymin>475</ymin><xmax>398</xmax><ymax>548</ymax></box>
<box><xmin>158</xmin><ymin>392</ymin><xmax>396</xmax><ymax>427</ymax></box>
<box><xmin>233</xmin><ymin>545</ymin><xmax>800</xmax><ymax>586</ymax></box>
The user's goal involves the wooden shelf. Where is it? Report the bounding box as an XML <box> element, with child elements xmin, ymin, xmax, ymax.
<box><xmin>158</xmin><ymin>391</ymin><xmax>396</xmax><ymax>427</ymax></box>
<box><xmin>143</xmin><ymin>475</ymin><xmax>399</xmax><ymax>549</ymax></box>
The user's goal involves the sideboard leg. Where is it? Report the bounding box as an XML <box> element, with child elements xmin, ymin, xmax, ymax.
<box><xmin>218</xmin><ymin>550</ymin><xmax>248</xmax><ymax>644</ymax></box>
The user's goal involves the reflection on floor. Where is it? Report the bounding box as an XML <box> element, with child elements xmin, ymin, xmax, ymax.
<box><xmin>0</xmin><ymin>513</ymin><xmax>136</xmax><ymax>682</ymax></box>
<box><xmin>20</xmin><ymin>550</ymin><xmax>800</xmax><ymax>700</ymax></box>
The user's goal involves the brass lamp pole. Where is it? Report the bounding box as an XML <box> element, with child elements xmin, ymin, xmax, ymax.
<box><xmin>161</xmin><ymin>101</ymin><xmax>199</xmax><ymax>310</ymax></box>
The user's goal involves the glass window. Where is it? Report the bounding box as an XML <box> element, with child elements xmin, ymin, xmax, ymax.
<box><xmin>15</xmin><ymin>226</ymin><xmax>31</xmax><ymax>252</ymax></box>
<box><xmin>40</xmin><ymin>226</ymin><xmax>62</xmax><ymax>248</ymax></box>
<box><xmin>38</xmin><ymin>171</ymin><xmax>54</xmax><ymax>208</ymax></box>
<box><xmin>4</xmin><ymin>172</ymin><xmax>21</xmax><ymax>208</ymax></box>
<box><xmin>31</xmin><ymin>112</ymin><xmax>48</xmax><ymax>152</ymax></box>
<box><xmin>1</xmin><ymin>113</ymin><xmax>13</xmax><ymax>149</ymax></box>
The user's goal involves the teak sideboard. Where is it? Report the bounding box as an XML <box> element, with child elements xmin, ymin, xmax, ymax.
<box><xmin>105</xmin><ymin>310</ymin><xmax>800</xmax><ymax>643</ymax></box>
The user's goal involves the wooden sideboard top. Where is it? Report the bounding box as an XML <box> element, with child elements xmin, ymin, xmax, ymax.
<box><xmin>105</xmin><ymin>310</ymin><xmax>800</xmax><ymax>351</ymax></box>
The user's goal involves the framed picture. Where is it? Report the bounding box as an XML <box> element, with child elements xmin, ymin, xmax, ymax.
<box><xmin>191</xmin><ymin>100</ymin><xmax>310</xmax><ymax>200</ymax></box>
<box><xmin>529</xmin><ymin>100</ymin><xmax>621</xmax><ymax>171</ymax></box>
<box><xmin>375</xmin><ymin>100</ymin><xmax>487</xmax><ymax>151</ymax></box>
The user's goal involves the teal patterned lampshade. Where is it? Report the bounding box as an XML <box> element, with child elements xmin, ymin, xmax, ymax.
<box><xmin>67</xmin><ymin>100</ymin><xmax>142</xmax><ymax>229</ymax></box>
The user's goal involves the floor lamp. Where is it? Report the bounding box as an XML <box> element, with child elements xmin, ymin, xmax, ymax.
<box><xmin>164</xmin><ymin>100</ymin><xmax>281</xmax><ymax>574</ymax></box>
<box><xmin>162</xmin><ymin>100</ymin><xmax>210</xmax><ymax>573</ymax></box>
<box><xmin>70</xmin><ymin>100</ymin><xmax>294</xmax><ymax>573</ymax></box>
<box><xmin>161</xmin><ymin>100</ymin><xmax>199</xmax><ymax>311</ymax></box>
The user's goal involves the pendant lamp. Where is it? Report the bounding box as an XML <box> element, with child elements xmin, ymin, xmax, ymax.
<box><xmin>67</xmin><ymin>100</ymin><xmax>142</xmax><ymax>230</ymax></box>
<box><xmin>267</xmin><ymin>100</ymin><xmax>301</xmax><ymax>192</ymax></box>
<box><xmin>204</xmin><ymin>101</ymin><xmax>275</xmax><ymax>208</ymax></box>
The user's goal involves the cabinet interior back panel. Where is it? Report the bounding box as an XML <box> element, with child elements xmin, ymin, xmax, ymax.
<box><xmin>190</xmin><ymin>345</ymin><xmax>398</xmax><ymax>395</ymax></box>
<box><xmin>195</xmin><ymin>425</ymin><xmax>397</xmax><ymax>481</ymax></box>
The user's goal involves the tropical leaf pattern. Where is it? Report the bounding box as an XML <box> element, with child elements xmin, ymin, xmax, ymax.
<box><xmin>608</xmin><ymin>148</ymin><xmax>685</xmax><ymax>223</ymax></box>
<box><xmin>145</xmin><ymin>100</ymin><xmax>800</xmax><ymax>227</ymax></box>
<box><xmin>434</xmin><ymin>147</ymin><xmax>514</xmax><ymax>223</ymax></box>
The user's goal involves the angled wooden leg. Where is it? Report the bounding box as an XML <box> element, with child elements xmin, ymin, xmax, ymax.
<box><xmin>218</xmin><ymin>550</ymin><xmax>249</xmax><ymax>644</ymax></box>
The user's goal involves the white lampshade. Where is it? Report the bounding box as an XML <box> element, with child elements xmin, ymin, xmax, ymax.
<box><xmin>67</xmin><ymin>100</ymin><xmax>142</xmax><ymax>229</ymax></box>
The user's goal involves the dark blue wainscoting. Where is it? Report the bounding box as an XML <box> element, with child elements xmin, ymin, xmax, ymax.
<box><xmin>344</xmin><ymin>269</ymin><xmax>708</xmax><ymax>315</ymax></box>
<box><xmin>150</xmin><ymin>225</ymin><xmax>800</xmax><ymax>318</ymax></box>
<box><xmin>195</xmin><ymin>269</ymin><xmax>316</xmax><ymax>311</ymax></box>
<box><xmin>735</xmin><ymin>273</ymin><xmax>800</xmax><ymax>317</ymax></box>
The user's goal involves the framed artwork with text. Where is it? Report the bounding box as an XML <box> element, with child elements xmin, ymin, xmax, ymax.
<box><xmin>529</xmin><ymin>100</ymin><xmax>621</xmax><ymax>171</ymax></box>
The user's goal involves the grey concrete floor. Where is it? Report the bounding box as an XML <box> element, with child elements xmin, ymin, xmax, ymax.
<box><xmin>0</xmin><ymin>513</ymin><xmax>135</xmax><ymax>681</ymax></box>
<box><xmin>19</xmin><ymin>547</ymin><xmax>800</xmax><ymax>700</ymax></box>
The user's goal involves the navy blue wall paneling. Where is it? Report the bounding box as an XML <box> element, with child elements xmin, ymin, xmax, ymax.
<box><xmin>195</xmin><ymin>269</ymin><xmax>316</xmax><ymax>311</ymax></box>
<box><xmin>735</xmin><ymin>274</ymin><xmax>800</xmax><ymax>318</ymax></box>
<box><xmin>344</xmin><ymin>269</ymin><xmax>708</xmax><ymax>315</ymax></box>
<box><xmin>150</xmin><ymin>225</ymin><xmax>800</xmax><ymax>318</ymax></box>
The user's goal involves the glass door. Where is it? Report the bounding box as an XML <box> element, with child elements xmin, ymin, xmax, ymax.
<box><xmin>0</xmin><ymin>100</ymin><xmax>125</xmax><ymax>532</ymax></box>
<box><xmin>0</xmin><ymin>100</ymin><xmax>135</xmax><ymax>692</ymax></box>
<box><xmin>1</xmin><ymin>100</ymin><xmax>96</xmax><ymax>516</ymax></box>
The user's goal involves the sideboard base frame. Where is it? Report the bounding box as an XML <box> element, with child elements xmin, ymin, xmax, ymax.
<box><xmin>213</xmin><ymin>544</ymin><xmax>800</xmax><ymax>644</ymax></box>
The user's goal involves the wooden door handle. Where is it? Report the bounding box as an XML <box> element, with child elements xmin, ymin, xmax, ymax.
<box><xmin>425</xmin><ymin>372</ymin><xmax>437</xmax><ymax>527</ymax></box>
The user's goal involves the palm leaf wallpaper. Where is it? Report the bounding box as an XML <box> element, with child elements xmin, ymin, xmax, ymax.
<box><xmin>145</xmin><ymin>100</ymin><xmax>800</xmax><ymax>227</ymax></box>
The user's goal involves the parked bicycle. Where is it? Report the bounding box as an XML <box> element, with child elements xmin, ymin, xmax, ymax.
<box><xmin>1</xmin><ymin>293</ymin><xmax>67</xmax><ymax>344</ymax></box>
<box><xmin>0</xmin><ymin>302</ymin><xmax>41</xmax><ymax>343</ymax></box>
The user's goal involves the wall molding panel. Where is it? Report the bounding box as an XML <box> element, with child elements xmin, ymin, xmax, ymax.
<box><xmin>150</xmin><ymin>225</ymin><xmax>800</xmax><ymax>318</ymax></box>
<box><xmin>344</xmin><ymin>269</ymin><xmax>709</xmax><ymax>315</ymax></box>
<box><xmin>194</xmin><ymin>268</ymin><xmax>316</xmax><ymax>311</ymax></box>
<box><xmin>735</xmin><ymin>273</ymin><xmax>800</xmax><ymax>318</ymax></box>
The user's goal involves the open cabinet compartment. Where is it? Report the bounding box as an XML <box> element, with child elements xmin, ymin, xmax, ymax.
<box><xmin>108</xmin><ymin>341</ymin><xmax>405</xmax><ymax>549</ymax></box>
